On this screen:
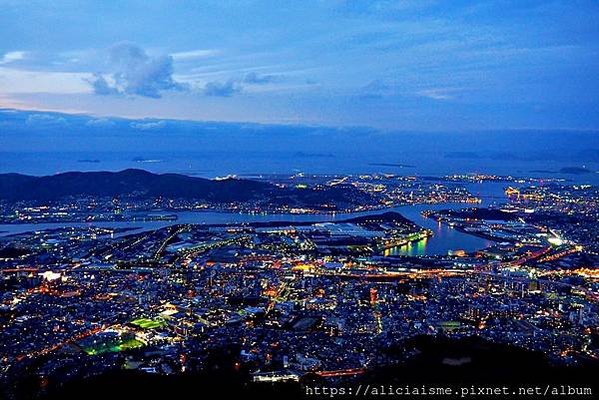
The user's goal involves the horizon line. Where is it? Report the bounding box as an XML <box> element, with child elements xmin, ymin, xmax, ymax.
<box><xmin>2</xmin><ymin>107</ymin><xmax>599</xmax><ymax>135</ymax></box>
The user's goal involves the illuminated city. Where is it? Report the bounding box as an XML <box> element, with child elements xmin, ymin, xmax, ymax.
<box><xmin>1</xmin><ymin>1</ymin><xmax>599</xmax><ymax>399</ymax></box>
<box><xmin>1</xmin><ymin>168</ymin><xmax>598</xmax><ymax>398</ymax></box>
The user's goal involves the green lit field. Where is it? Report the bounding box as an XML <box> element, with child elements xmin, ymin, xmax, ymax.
<box><xmin>82</xmin><ymin>336</ymin><xmax>144</xmax><ymax>356</ymax></box>
<box><xmin>130</xmin><ymin>317</ymin><xmax>166</xmax><ymax>329</ymax></box>
<box><xmin>438</xmin><ymin>321</ymin><xmax>461</xmax><ymax>331</ymax></box>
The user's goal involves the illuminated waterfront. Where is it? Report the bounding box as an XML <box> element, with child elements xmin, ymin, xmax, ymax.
<box><xmin>0</xmin><ymin>180</ymin><xmax>505</xmax><ymax>255</ymax></box>
<box><xmin>0</xmin><ymin>203</ymin><xmax>494</xmax><ymax>256</ymax></box>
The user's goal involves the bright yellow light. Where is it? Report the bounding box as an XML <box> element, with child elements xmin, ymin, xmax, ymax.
<box><xmin>547</xmin><ymin>237</ymin><xmax>563</xmax><ymax>246</ymax></box>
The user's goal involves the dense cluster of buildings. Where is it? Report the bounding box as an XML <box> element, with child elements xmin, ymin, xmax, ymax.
<box><xmin>0</xmin><ymin>175</ymin><xmax>598</xmax><ymax>398</ymax></box>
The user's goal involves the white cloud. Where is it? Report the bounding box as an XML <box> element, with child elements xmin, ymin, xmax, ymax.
<box><xmin>0</xmin><ymin>94</ymin><xmax>28</xmax><ymax>108</ymax></box>
<box><xmin>88</xmin><ymin>42</ymin><xmax>188</xmax><ymax>98</ymax></box>
<box><xmin>0</xmin><ymin>51</ymin><xmax>26</xmax><ymax>65</ymax></box>
<box><xmin>416</xmin><ymin>88</ymin><xmax>460</xmax><ymax>100</ymax></box>
<box><xmin>171</xmin><ymin>49</ymin><xmax>220</xmax><ymax>61</ymax></box>
<box><xmin>26</xmin><ymin>113</ymin><xmax>67</xmax><ymax>126</ymax></box>
<box><xmin>85</xmin><ymin>118</ymin><xmax>115</xmax><ymax>127</ymax></box>
<box><xmin>130</xmin><ymin>120</ymin><xmax>166</xmax><ymax>130</ymax></box>
<box><xmin>0</xmin><ymin>67</ymin><xmax>92</xmax><ymax>94</ymax></box>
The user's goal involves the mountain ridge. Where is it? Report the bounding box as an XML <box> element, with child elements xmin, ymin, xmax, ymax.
<box><xmin>0</xmin><ymin>169</ymin><xmax>371</xmax><ymax>210</ymax></box>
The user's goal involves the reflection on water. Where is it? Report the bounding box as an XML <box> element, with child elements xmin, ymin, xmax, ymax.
<box><xmin>0</xmin><ymin>205</ymin><xmax>494</xmax><ymax>256</ymax></box>
<box><xmin>384</xmin><ymin>204</ymin><xmax>494</xmax><ymax>256</ymax></box>
<box><xmin>381</xmin><ymin>183</ymin><xmax>502</xmax><ymax>256</ymax></box>
<box><xmin>384</xmin><ymin>236</ymin><xmax>428</xmax><ymax>257</ymax></box>
<box><xmin>0</xmin><ymin>183</ymin><xmax>501</xmax><ymax>256</ymax></box>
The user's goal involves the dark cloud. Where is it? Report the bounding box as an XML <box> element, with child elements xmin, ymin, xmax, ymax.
<box><xmin>88</xmin><ymin>42</ymin><xmax>187</xmax><ymax>98</ymax></box>
<box><xmin>359</xmin><ymin>79</ymin><xmax>394</xmax><ymax>98</ymax></box>
<box><xmin>203</xmin><ymin>79</ymin><xmax>241</xmax><ymax>97</ymax></box>
<box><xmin>243</xmin><ymin>72</ymin><xmax>277</xmax><ymax>84</ymax></box>
<box><xmin>199</xmin><ymin>72</ymin><xmax>279</xmax><ymax>97</ymax></box>
<box><xmin>87</xmin><ymin>73</ymin><xmax>119</xmax><ymax>95</ymax></box>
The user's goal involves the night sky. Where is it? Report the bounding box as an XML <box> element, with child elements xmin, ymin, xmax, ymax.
<box><xmin>1</xmin><ymin>0</ymin><xmax>599</xmax><ymax>131</ymax></box>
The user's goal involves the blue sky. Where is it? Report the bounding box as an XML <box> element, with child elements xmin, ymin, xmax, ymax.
<box><xmin>1</xmin><ymin>0</ymin><xmax>598</xmax><ymax>130</ymax></box>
